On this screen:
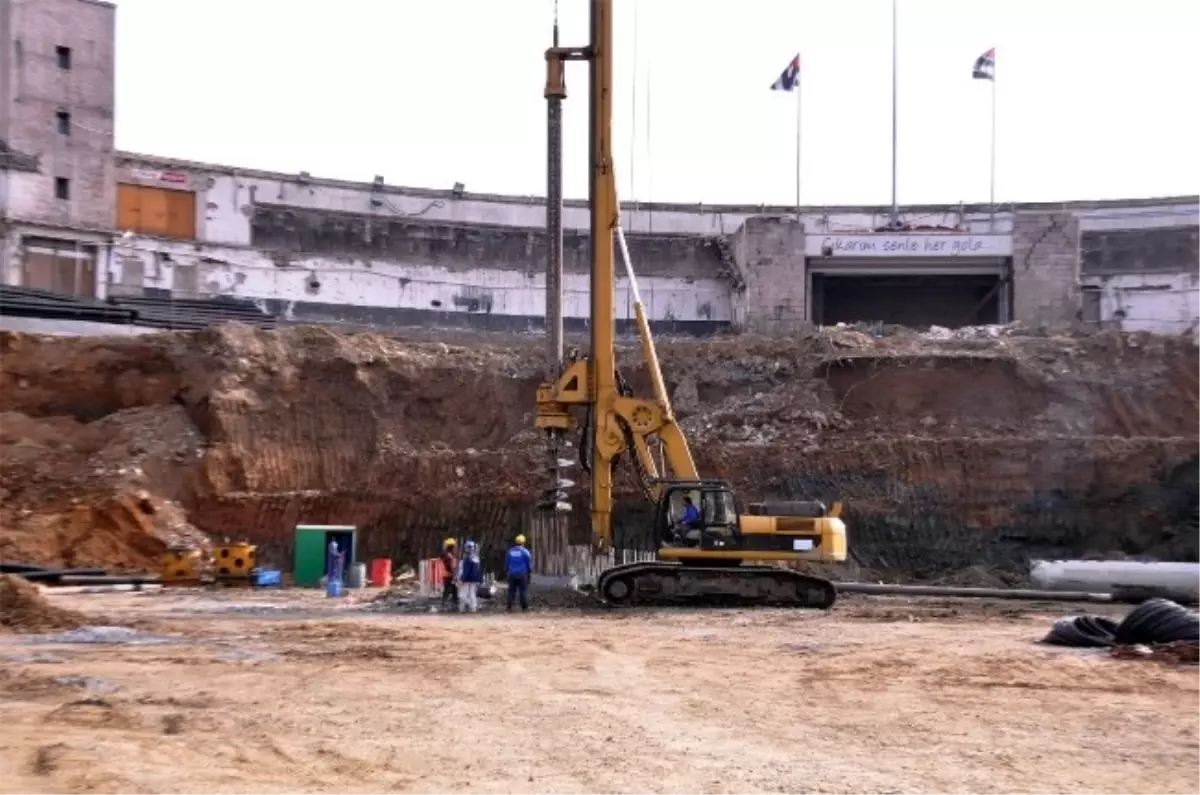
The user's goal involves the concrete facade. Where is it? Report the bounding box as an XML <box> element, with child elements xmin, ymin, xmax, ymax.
<box><xmin>1080</xmin><ymin>272</ymin><xmax>1200</xmax><ymax>335</ymax></box>
<box><xmin>1077</xmin><ymin>224</ymin><xmax>1199</xmax><ymax>334</ymax></box>
<box><xmin>106</xmin><ymin>234</ymin><xmax>734</xmax><ymax>334</ymax></box>
<box><xmin>101</xmin><ymin>151</ymin><xmax>1197</xmax><ymax>334</ymax></box>
<box><xmin>0</xmin><ymin>0</ymin><xmax>115</xmax><ymax>297</ymax></box>
<box><xmin>6</xmin><ymin>146</ymin><xmax>1189</xmax><ymax>335</ymax></box>
<box><xmin>0</xmin><ymin>0</ymin><xmax>1196</xmax><ymax>336</ymax></box>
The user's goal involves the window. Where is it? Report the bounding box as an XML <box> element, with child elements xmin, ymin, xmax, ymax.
<box><xmin>54</xmin><ymin>177</ymin><xmax>70</xmax><ymax>200</ymax></box>
<box><xmin>116</xmin><ymin>183</ymin><xmax>197</xmax><ymax>239</ymax></box>
<box><xmin>56</xmin><ymin>46</ymin><xmax>71</xmax><ymax>69</ymax></box>
<box><xmin>56</xmin><ymin>111</ymin><xmax>70</xmax><ymax>135</ymax></box>
<box><xmin>21</xmin><ymin>237</ymin><xmax>97</xmax><ymax>298</ymax></box>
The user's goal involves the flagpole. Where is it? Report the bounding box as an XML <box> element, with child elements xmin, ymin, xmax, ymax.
<box><xmin>889</xmin><ymin>0</ymin><xmax>898</xmax><ymax>227</ymax></box>
<box><xmin>795</xmin><ymin>58</ymin><xmax>802</xmax><ymax>220</ymax></box>
<box><xmin>989</xmin><ymin>61</ymin><xmax>997</xmax><ymax>231</ymax></box>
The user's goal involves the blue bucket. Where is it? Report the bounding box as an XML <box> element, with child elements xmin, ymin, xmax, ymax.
<box><xmin>325</xmin><ymin>578</ymin><xmax>343</xmax><ymax>598</ymax></box>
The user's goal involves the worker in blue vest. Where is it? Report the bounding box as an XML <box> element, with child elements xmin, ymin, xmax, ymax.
<box><xmin>504</xmin><ymin>534</ymin><xmax>533</xmax><ymax>612</ymax></box>
<box><xmin>456</xmin><ymin>540</ymin><xmax>483</xmax><ymax>613</ymax></box>
<box><xmin>326</xmin><ymin>538</ymin><xmax>345</xmax><ymax>584</ymax></box>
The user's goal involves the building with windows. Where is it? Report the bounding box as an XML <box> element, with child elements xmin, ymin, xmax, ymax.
<box><xmin>1</xmin><ymin>0</ymin><xmax>1197</xmax><ymax>337</ymax></box>
<box><xmin>0</xmin><ymin>0</ymin><xmax>115</xmax><ymax>297</ymax></box>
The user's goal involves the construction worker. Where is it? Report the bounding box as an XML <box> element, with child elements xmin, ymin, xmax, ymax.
<box><xmin>457</xmin><ymin>540</ymin><xmax>483</xmax><ymax>613</ymax></box>
<box><xmin>326</xmin><ymin>537</ymin><xmax>345</xmax><ymax>584</ymax></box>
<box><xmin>504</xmin><ymin>534</ymin><xmax>533</xmax><ymax>612</ymax></box>
<box><xmin>440</xmin><ymin>538</ymin><xmax>459</xmax><ymax>607</ymax></box>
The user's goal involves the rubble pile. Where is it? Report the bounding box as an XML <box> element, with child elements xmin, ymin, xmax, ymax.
<box><xmin>0</xmin><ymin>323</ymin><xmax>1196</xmax><ymax>579</ymax></box>
<box><xmin>0</xmin><ymin>575</ymin><xmax>85</xmax><ymax>633</ymax></box>
<box><xmin>0</xmin><ymin>400</ymin><xmax>209</xmax><ymax>569</ymax></box>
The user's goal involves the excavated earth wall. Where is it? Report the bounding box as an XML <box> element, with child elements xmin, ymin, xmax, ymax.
<box><xmin>0</xmin><ymin>324</ymin><xmax>1196</xmax><ymax>582</ymax></box>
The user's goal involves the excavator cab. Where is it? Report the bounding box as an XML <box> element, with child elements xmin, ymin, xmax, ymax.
<box><xmin>657</xmin><ymin>480</ymin><xmax>739</xmax><ymax>550</ymax></box>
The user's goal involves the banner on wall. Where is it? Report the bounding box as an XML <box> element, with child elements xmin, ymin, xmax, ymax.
<box><xmin>805</xmin><ymin>234</ymin><xmax>1012</xmax><ymax>258</ymax></box>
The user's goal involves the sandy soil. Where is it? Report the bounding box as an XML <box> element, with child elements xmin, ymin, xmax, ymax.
<box><xmin>0</xmin><ymin>589</ymin><xmax>1196</xmax><ymax>795</ymax></box>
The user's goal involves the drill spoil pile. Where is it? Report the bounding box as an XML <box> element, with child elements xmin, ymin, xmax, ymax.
<box><xmin>0</xmin><ymin>574</ymin><xmax>85</xmax><ymax>633</ymax></box>
<box><xmin>0</xmin><ymin>323</ymin><xmax>1196</xmax><ymax>582</ymax></box>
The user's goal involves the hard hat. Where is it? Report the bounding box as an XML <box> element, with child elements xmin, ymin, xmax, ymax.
<box><xmin>444</xmin><ymin>538</ymin><xmax>456</xmax><ymax>547</ymax></box>
<box><xmin>515</xmin><ymin>534</ymin><xmax>526</xmax><ymax>545</ymax></box>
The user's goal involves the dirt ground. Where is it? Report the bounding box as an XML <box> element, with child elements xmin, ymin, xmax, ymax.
<box><xmin>0</xmin><ymin>589</ymin><xmax>1196</xmax><ymax>794</ymax></box>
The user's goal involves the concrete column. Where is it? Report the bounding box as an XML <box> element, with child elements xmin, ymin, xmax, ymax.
<box><xmin>0</xmin><ymin>235</ymin><xmax>19</xmax><ymax>286</ymax></box>
<box><xmin>1011</xmin><ymin>211</ymin><xmax>1082</xmax><ymax>327</ymax></box>
<box><xmin>94</xmin><ymin>243</ymin><xmax>111</xmax><ymax>300</ymax></box>
<box><xmin>728</xmin><ymin>215</ymin><xmax>807</xmax><ymax>335</ymax></box>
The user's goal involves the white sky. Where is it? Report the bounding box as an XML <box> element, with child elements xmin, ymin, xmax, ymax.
<box><xmin>113</xmin><ymin>0</ymin><xmax>1199</xmax><ymax>207</ymax></box>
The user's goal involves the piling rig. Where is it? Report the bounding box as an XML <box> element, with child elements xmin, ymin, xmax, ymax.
<box><xmin>535</xmin><ymin>0</ymin><xmax>848</xmax><ymax>608</ymax></box>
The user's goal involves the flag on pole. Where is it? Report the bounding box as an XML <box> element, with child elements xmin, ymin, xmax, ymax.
<box><xmin>972</xmin><ymin>48</ymin><xmax>995</xmax><ymax>81</ymax></box>
<box><xmin>770</xmin><ymin>55</ymin><xmax>800</xmax><ymax>91</ymax></box>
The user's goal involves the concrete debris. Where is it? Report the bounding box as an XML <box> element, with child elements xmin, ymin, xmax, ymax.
<box><xmin>0</xmin><ymin>575</ymin><xmax>85</xmax><ymax>633</ymax></box>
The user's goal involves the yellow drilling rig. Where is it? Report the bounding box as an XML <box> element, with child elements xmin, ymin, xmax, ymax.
<box><xmin>534</xmin><ymin>0</ymin><xmax>848</xmax><ymax>608</ymax></box>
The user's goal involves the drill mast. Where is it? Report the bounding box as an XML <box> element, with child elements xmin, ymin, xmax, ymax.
<box><xmin>536</xmin><ymin>0</ymin><xmax>698</xmax><ymax>550</ymax></box>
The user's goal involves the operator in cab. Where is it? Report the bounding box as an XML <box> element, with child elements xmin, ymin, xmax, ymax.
<box><xmin>505</xmin><ymin>535</ymin><xmax>533</xmax><ymax>613</ymax></box>
<box><xmin>665</xmin><ymin>494</ymin><xmax>705</xmax><ymax>547</ymax></box>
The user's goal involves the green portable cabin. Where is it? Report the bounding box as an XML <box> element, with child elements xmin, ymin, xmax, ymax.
<box><xmin>293</xmin><ymin>525</ymin><xmax>357</xmax><ymax>587</ymax></box>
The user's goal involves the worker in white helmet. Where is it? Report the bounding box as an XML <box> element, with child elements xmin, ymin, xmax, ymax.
<box><xmin>457</xmin><ymin>540</ymin><xmax>483</xmax><ymax>613</ymax></box>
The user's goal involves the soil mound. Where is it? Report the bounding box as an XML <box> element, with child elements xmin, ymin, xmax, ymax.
<box><xmin>0</xmin><ymin>324</ymin><xmax>1196</xmax><ymax>578</ymax></box>
<box><xmin>0</xmin><ymin>574</ymin><xmax>84</xmax><ymax>633</ymax></box>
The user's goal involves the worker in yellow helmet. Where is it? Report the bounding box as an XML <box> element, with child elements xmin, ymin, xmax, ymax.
<box><xmin>440</xmin><ymin>538</ymin><xmax>458</xmax><ymax>608</ymax></box>
<box><xmin>504</xmin><ymin>534</ymin><xmax>533</xmax><ymax>612</ymax></box>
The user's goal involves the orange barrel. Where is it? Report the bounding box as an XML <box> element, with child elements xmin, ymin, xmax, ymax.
<box><xmin>369</xmin><ymin>558</ymin><xmax>392</xmax><ymax>587</ymax></box>
<box><xmin>429</xmin><ymin>558</ymin><xmax>445</xmax><ymax>586</ymax></box>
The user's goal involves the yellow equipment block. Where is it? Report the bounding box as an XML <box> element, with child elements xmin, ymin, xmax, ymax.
<box><xmin>214</xmin><ymin>542</ymin><xmax>257</xmax><ymax>579</ymax></box>
<box><xmin>161</xmin><ymin>548</ymin><xmax>204</xmax><ymax>585</ymax></box>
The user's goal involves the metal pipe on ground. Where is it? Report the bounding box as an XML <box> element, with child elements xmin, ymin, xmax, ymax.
<box><xmin>58</xmin><ymin>575</ymin><xmax>160</xmax><ymax>586</ymax></box>
<box><xmin>11</xmin><ymin>567</ymin><xmax>109</xmax><ymax>582</ymax></box>
<box><xmin>833</xmin><ymin>582</ymin><xmax>1114</xmax><ymax>603</ymax></box>
<box><xmin>1030</xmin><ymin>560</ymin><xmax>1200</xmax><ymax>605</ymax></box>
<box><xmin>1</xmin><ymin>562</ymin><xmax>56</xmax><ymax>574</ymax></box>
<box><xmin>47</xmin><ymin>584</ymin><xmax>164</xmax><ymax>594</ymax></box>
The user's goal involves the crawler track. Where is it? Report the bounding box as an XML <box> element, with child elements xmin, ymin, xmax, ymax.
<box><xmin>596</xmin><ymin>562</ymin><xmax>837</xmax><ymax>608</ymax></box>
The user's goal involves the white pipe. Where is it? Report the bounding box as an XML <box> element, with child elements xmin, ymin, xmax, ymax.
<box><xmin>835</xmin><ymin>582</ymin><xmax>1112</xmax><ymax>603</ymax></box>
<box><xmin>45</xmin><ymin>584</ymin><xmax>163</xmax><ymax>594</ymax></box>
<box><xmin>614</xmin><ymin>224</ymin><xmax>643</xmax><ymax>308</ymax></box>
<box><xmin>1030</xmin><ymin>560</ymin><xmax>1200</xmax><ymax>603</ymax></box>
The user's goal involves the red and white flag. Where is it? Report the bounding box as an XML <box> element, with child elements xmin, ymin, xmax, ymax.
<box><xmin>770</xmin><ymin>54</ymin><xmax>800</xmax><ymax>92</ymax></box>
